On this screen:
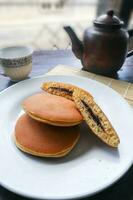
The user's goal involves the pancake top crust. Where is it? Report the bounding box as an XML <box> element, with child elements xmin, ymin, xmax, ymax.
<box><xmin>23</xmin><ymin>93</ymin><xmax>83</xmax><ymax>123</ymax></box>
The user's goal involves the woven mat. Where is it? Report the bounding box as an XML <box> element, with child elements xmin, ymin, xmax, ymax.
<box><xmin>47</xmin><ymin>65</ymin><xmax>133</xmax><ymax>108</ymax></box>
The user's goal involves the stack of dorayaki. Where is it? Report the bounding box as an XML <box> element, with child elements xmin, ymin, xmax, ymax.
<box><xmin>13</xmin><ymin>82</ymin><xmax>120</xmax><ymax>158</ymax></box>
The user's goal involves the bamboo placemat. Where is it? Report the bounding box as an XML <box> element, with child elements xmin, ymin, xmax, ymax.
<box><xmin>47</xmin><ymin>65</ymin><xmax>133</xmax><ymax>108</ymax></box>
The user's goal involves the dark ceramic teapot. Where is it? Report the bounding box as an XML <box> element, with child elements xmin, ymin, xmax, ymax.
<box><xmin>64</xmin><ymin>10</ymin><xmax>133</xmax><ymax>75</ymax></box>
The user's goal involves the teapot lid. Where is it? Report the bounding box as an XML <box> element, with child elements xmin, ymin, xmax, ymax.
<box><xmin>94</xmin><ymin>10</ymin><xmax>124</xmax><ymax>28</ymax></box>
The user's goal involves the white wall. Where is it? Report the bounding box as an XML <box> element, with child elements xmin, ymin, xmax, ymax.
<box><xmin>0</xmin><ymin>0</ymin><xmax>97</xmax><ymax>5</ymax></box>
<box><xmin>68</xmin><ymin>0</ymin><xmax>98</xmax><ymax>5</ymax></box>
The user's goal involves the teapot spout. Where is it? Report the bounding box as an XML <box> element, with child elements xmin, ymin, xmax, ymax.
<box><xmin>64</xmin><ymin>26</ymin><xmax>83</xmax><ymax>59</ymax></box>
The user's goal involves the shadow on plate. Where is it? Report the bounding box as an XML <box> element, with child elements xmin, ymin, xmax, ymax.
<box><xmin>6</xmin><ymin>76</ymin><xmax>31</xmax><ymax>87</ymax></box>
<box><xmin>20</xmin><ymin>121</ymin><xmax>120</xmax><ymax>165</ymax></box>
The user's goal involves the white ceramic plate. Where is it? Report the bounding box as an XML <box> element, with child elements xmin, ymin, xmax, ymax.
<box><xmin>0</xmin><ymin>75</ymin><xmax>133</xmax><ymax>200</ymax></box>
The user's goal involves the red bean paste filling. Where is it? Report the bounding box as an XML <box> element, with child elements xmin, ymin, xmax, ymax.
<box><xmin>81</xmin><ymin>100</ymin><xmax>104</xmax><ymax>131</ymax></box>
<box><xmin>49</xmin><ymin>87</ymin><xmax>73</xmax><ymax>95</ymax></box>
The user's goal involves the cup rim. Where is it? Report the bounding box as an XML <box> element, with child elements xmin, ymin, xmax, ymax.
<box><xmin>0</xmin><ymin>45</ymin><xmax>33</xmax><ymax>60</ymax></box>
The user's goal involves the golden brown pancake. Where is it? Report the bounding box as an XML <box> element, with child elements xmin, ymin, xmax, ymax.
<box><xmin>14</xmin><ymin>114</ymin><xmax>80</xmax><ymax>157</ymax></box>
<box><xmin>22</xmin><ymin>93</ymin><xmax>83</xmax><ymax>126</ymax></box>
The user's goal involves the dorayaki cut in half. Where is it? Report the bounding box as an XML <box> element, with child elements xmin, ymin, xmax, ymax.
<box><xmin>41</xmin><ymin>81</ymin><xmax>92</xmax><ymax>101</ymax></box>
<box><xmin>73</xmin><ymin>89</ymin><xmax>120</xmax><ymax>147</ymax></box>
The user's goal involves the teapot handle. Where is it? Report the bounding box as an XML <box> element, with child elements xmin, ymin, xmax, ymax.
<box><xmin>126</xmin><ymin>29</ymin><xmax>133</xmax><ymax>58</ymax></box>
<box><xmin>128</xmin><ymin>29</ymin><xmax>133</xmax><ymax>37</ymax></box>
<box><xmin>127</xmin><ymin>50</ymin><xmax>133</xmax><ymax>58</ymax></box>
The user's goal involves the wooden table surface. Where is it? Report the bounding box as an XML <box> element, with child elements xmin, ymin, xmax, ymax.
<box><xmin>0</xmin><ymin>49</ymin><xmax>133</xmax><ymax>200</ymax></box>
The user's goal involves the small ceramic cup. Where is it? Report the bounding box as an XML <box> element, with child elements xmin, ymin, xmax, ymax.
<box><xmin>0</xmin><ymin>46</ymin><xmax>33</xmax><ymax>81</ymax></box>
